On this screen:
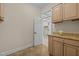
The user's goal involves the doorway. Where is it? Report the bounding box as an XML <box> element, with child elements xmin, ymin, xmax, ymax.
<box><xmin>33</xmin><ymin>17</ymin><xmax>43</xmax><ymax>46</ymax></box>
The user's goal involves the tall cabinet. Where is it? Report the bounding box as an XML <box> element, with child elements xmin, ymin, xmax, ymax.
<box><xmin>48</xmin><ymin>35</ymin><xmax>53</xmax><ymax>55</ymax></box>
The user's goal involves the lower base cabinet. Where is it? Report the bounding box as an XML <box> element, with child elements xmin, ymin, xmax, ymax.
<box><xmin>64</xmin><ymin>44</ymin><xmax>77</xmax><ymax>56</ymax></box>
<box><xmin>48</xmin><ymin>35</ymin><xmax>53</xmax><ymax>55</ymax></box>
<box><xmin>52</xmin><ymin>40</ymin><xmax>63</xmax><ymax>56</ymax></box>
<box><xmin>48</xmin><ymin>36</ymin><xmax>79</xmax><ymax>56</ymax></box>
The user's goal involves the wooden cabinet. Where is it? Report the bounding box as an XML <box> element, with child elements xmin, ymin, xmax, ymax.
<box><xmin>64</xmin><ymin>44</ymin><xmax>79</xmax><ymax>56</ymax></box>
<box><xmin>63</xmin><ymin>3</ymin><xmax>78</xmax><ymax>20</ymax></box>
<box><xmin>64</xmin><ymin>38</ymin><xmax>79</xmax><ymax>56</ymax></box>
<box><xmin>48</xmin><ymin>37</ymin><xmax>63</xmax><ymax>56</ymax></box>
<box><xmin>48</xmin><ymin>36</ymin><xmax>79</xmax><ymax>56</ymax></box>
<box><xmin>52</xmin><ymin>39</ymin><xmax>63</xmax><ymax>56</ymax></box>
<box><xmin>48</xmin><ymin>35</ymin><xmax>53</xmax><ymax>55</ymax></box>
<box><xmin>52</xmin><ymin>3</ymin><xmax>79</xmax><ymax>23</ymax></box>
<box><xmin>0</xmin><ymin>3</ymin><xmax>4</xmax><ymax>21</ymax></box>
<box><xmin>52</xmin><ymin>4</ymin><xmax>63</xmax><ymax>23</ymax></box>
<box><xmin>64</xmin><ymin>44</ymin><xmax>77</xmax><ymax>56</ymax></box>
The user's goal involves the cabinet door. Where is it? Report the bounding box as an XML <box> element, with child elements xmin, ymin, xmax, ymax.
<box><xmin>0</xmin><ymin>3</ymin><xmax>4</xmax><ymax>17</ymax></box>
<box><xmin>52</xmin><ymin>40</ymin><xmax>63</xmax><ymax>56</ymax></box>
<box><xmin>63</xmin><ymin>3</ymin><xmax>77</xmax><ymax>20</ymax></box>
<box><xmin>48</xmin><ymin>36</ymin><xmax>53</xmax><ymax>55</ymax></box>
<box><xmin>64</xmin><ymin>44</ymin><xmax>77</xmax><ymax>56</ymax></box>
<box><xmin>52</xmin><ymin>4</ymin><xmax>63</xmax><ymax>23</ymax></box>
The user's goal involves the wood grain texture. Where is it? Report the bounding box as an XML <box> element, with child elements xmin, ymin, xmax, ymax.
<box><xmin>64</xmin><ymin>39</ymin><xmax>79</xmax><ymax>47</ymax></box>
<box><xmin>64</xmin><ymin>44</ymin><xmax>77</xmax><ymax>56</ymax></box>
<box><xmin>49</xmin><ymin>35</ymin><xmax>79</xmax><ymax>56</ymax></box>
<box><xmin>52</xmin><ymin>4</ymin><xmax>63</xmax><ymax>23</ymax></box>
<box><xmin>52</xmin><ymin>39</ymin><xmax>63</xmax><ymax>56</ymax></box>
<box><xmin>0</xmin><ymin>3</ymin><xmax>4</xmax><ymax>18</ymax></box>
<box><xmin>48</xmin><ymin>35</ymin><xmax>53</xmax><ymax>55</ymax></box>
<box><xmin>63</xmin><ymin>3</ymin><xmax>78</xmax><ymax>20</ymax></box>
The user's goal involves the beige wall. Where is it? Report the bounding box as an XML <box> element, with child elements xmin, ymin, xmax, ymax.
<box><xmin>54</xmin><ymin>21</ymin><xmax>79</xmax><ymax>33</ymax></box>
<box><xmin>0</xmin><ymin>3</ymin><xmax>40</xmax><ymax>53</ymax></box>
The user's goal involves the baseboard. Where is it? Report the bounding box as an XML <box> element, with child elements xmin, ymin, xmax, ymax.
<box><xmin>0</xmin><ymin>43</ymin><xmax>33</xmax><ymax>56</ymax></box>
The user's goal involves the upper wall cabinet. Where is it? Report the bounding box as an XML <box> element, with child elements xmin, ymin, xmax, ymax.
<box><xmin>52</xmin><ymin>3</ymin><xmax>79</xmax><ymax>23</ymax></box>
<box><xmin>63</xmin><ymin>3</ymin><xmax>78</xmax><ymax>20</ymax></box>
<box><xmin>0</xmin><ymin>3</ymin><xmax>4</xmax><ymax>21</ymax></box>
<box><xmin>52</xmin><ymin>4</ymin><xmax>63</xmax><ymax>23</ymax></box>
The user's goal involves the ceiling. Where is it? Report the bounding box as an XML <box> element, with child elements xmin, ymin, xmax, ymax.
<box><xmin>29</xmin><ymin>3</ymin><xmax>50</xmax><ymax>9</ymax></box>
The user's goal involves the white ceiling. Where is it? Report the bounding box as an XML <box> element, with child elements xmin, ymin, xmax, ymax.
<box><xmin>29</xmin><ymin>3</ymin><xmax>50</xmax><ymax>9</ymax></box>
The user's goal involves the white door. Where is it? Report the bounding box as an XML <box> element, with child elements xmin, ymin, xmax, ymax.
<box><xmin>33</xmin><ymin>17</ymin><xmax>43</xmax><ymax>46</ymax></box>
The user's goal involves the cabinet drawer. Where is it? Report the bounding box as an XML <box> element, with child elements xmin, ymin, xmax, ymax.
<box><xmin>53</xmin><ymin>37</ymin><xmax>63</xmax><ymax>42</ymax></box>
<box><xmin>64</xmin><ymin>39</ymin><xmax>79</xmax><ymax>47</ymax></box>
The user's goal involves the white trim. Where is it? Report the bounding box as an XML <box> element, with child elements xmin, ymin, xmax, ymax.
<box><xmin>0</xmin><ymin>43</ymin><xmax>32</xmax><ymax>56</ymax></box>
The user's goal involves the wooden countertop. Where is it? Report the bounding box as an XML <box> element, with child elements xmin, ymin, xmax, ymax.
<box><xmin>49</xmin><ymin>32</ymin><xmax>79</xmax><ymax>41</ymax></box>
